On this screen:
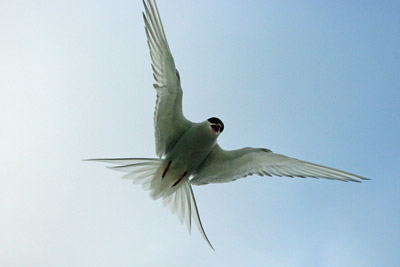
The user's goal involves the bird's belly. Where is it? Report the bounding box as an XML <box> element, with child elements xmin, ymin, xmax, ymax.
<box><xmin>167</xmin><ymin>139</ymin><xmax>215</xmax><ymax>174</ymax></box>
<box><xmin>161</xmin><ymin>151</ymin><xmax>204</xmax><ymax>183</ymax></box>
<box><xmin>161</xmin><ymin>122</ymin><xmax>216</xmax><ymax>184</ymax></box>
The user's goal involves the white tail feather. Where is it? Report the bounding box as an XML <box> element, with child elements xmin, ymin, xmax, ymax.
<box><xmin>86</xmin><ymin>157</ymin><xmax>214</xmax><ymax>250</ymax></box>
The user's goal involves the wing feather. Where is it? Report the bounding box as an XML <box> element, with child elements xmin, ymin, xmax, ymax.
<box><xmin>143</xmin><ymin>0</ymin><xmax>192</xmax><ymax>157</ymax></box>
<box><xmin>191</xmin><ymin>145</ymin><xmax>369</xmax><ymax>185</ymax></box>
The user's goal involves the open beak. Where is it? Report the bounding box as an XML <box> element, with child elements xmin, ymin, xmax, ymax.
<box><xmin>211</xmin><ymin>124</ymin><xmax>221</xmax><ymax>134</ymax></box>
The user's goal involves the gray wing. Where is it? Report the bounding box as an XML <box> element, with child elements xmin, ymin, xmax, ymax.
<box><xmin>191</xmin><ymin>144</ymin><xmax>369</xmax><ymax>185</ymax></box>
<box><xmin>143</xmin><ymin>0</ymin><xmax>192</xmax><ymax>157</ymax></box>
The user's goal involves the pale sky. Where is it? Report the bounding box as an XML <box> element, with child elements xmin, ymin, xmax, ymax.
<box><xmin>1</xmin><ymin>1</ymin><xmax>399</xmax><ymax>266</ymax></box>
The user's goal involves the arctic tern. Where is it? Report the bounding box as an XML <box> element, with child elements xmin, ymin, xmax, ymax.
<box><xmin>87</xmin><ymin>0</ymin><xmax>368</xmax><ymax>250</ymax></box>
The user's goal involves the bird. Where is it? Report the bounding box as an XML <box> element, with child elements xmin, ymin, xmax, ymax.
<box><xmin>86</xmin><ymin>0</ymin><xmax>369</xmax><ymax>250</ymax></box>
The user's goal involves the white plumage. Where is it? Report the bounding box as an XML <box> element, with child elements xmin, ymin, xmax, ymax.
<box><xmin>86</xmin><ymin>0</ymin><xmax>368</xmax><ymax>250</ymax></box>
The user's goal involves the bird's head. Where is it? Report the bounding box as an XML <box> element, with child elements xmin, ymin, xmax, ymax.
<box><xmin>207</xmin><ymin>117</ymin><xmax>224</xmax><ymax>135</ymax></box>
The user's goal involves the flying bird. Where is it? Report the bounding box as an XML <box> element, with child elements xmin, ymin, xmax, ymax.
<box><xmin>87</xmin><ymin>0</ymin><xmax>368</xmax><ymax>250</ymax></box>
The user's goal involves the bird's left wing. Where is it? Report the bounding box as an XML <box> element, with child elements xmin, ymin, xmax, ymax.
<box><xmin>191</xmin><ymin>144</ymin><xmax>369</xmax><ymax>185</ymax></box>
<box><xmin>143</xmin><ymin>0</ymin><xmax>192</xmax><ymax>157</ymax></box>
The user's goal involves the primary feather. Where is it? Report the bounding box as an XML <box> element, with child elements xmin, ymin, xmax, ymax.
<box><xmin>191</xmin><ymin>145</ymin><xmax>368</xmax><ymax>185</ymax></box>
<box><xmin>143</xmin><ymin>0</ymin><xmax>192</xmax><ymax>157</ymax></box>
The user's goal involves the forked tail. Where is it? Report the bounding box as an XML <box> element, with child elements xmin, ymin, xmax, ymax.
<box><xmin>85</xmin><ymin>158</ymin><xmax>214</xmax><ymax>250</ymax></box>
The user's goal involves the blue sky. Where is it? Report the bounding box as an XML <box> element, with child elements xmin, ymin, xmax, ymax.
<box><xmin>1</xmin><ymin>0</ymin><xmax>399</xmax><ymax>266</ymax></box>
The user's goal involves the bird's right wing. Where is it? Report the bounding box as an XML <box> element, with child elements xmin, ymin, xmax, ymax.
<box><xmin>191</xmin><ymin>144</ymin><xmax>369</xmax><ymax>185</ymax></box>
<box><xmin>143</xmin><ymin>0</ymin><xmax>192</xmax><ymax>157</ymax></box>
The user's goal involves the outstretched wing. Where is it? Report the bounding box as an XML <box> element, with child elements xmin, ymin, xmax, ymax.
<box><xmin>143</xmin><ymin>0</ymin><xmax>192</xmax><ymax>157</ymax></box>
<box><xmin>191</xmin><ymin>145</ymin><xmax>369</xmax><ymax>185</ymax></box>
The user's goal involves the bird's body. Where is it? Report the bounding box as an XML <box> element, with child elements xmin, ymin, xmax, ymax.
<box><xmin>166</xmin><ymin>121</ymin><xmax>218</xmax><ymax>176</ymax></box>
<box><xmin>151</xmin><ymin>121</ymin><xmax>218</xmax><ymax>199</ymax></box>
<box><xmin>87</xmin><ymin>0</ymin><xmax>368</xmax><ymax>250</ymax></box>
